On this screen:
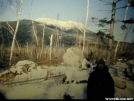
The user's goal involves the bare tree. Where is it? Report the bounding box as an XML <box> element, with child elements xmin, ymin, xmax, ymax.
<box><xmin>106</xmin><ymin>0</ymin><xmax>116</xmax><ymax>65</ymax></box>
<box><xmin>28</xmin><ymin>0</ymin><xmax>39</xmax><ymax>61</ymax></box>
<box><xmin>0</xmin><ymin>0</ymin><xmax>22</xmax><ymax>60</ymax></box>
<box><xmin>40</xmin><ymin>15</ymin><xmax>45</xmax><ymax>59</ymax></box>
<box><xmin>29</xmin><ymin>0</ymin><xmax>38</xmax><ymax>47</ymax></box>
<box><xmin>0</xmin><ymin>22</ymin><xmax>20</xmax><ymax>53</ymax></box>
<box><xmin>123</xmin><ymin>24</ymin><xmax>132</xmax><ymax>42</ymax></box>
<box><xmin>114</xmin><ymin>3</ymin><xmax>130</xmax><ymax>63</ymax></box>
<box><xmin>49</xmin><ymin>34</ymin><xmax>53</xmax><ymax>61</ymax></box>
<box><xmin>91</xmin><ymin>0</ymin><xmax>133</xmax><ymax>65</ymax></box>
<box><xmin>9</xmin><ymin>0</ymin><xmax>23</xmax><ymax>66</ymax></box>
<box><xmin>56</xmin><ymin>13</ymin><xmax>59</xmax><ymax>49</ymax></box>
<box><xmin>82</xmin><ymin>0</ymin><xmax>89</xmax><ymax>56</ymax></box>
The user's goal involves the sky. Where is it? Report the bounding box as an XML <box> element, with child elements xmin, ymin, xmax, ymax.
<box><xmin>0</xmin><ymin>0</ymin><xmax>134</xmax><ymax>43</ymax></box>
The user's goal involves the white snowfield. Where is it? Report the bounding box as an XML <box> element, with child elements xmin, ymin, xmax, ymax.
<box><xmin>0</xmin><ymin>60</ymin><xmax>134</xmax><ymax>99</ymax></box>
<box><xmin>35</xmin><ymin>18</ymin><xmax>85</xmax><ymax>31</ymax></box>
<box><xmin>0</xmin><ymin>63</ymin><xmax>90</xmax><ymax>99</ymax></box>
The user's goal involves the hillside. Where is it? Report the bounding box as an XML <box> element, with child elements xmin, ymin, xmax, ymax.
<box><xmin>0</xmin><ymin>19</ymin><xmax>97</xmax><ymax>46</ymax></box>
<box><xmin>0</xmin><ymin>18</ymin><xmax>132</xmax><ymax>49</ymax></box>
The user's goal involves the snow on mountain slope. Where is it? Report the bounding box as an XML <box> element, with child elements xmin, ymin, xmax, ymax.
<box><xmin>35</xmin><ymin>18</ymin><xmax>85</xmax><ymax>31</ymax></box>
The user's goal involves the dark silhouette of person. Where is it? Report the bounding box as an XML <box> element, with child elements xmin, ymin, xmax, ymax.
<box><xmin>86</xmin><ymin>59</ymin><xmax>115</xmax><ymax>100</ymax></box>
<box><xmin>0</xmin><ymin>91</ymin><xmax>6</xmax><ymax>100</ymax></box>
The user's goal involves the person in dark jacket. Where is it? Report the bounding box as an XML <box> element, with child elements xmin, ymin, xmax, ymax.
<box><xmin>86</xmin><ymin>59</ymin><xmax>115</xmax><ymax>100</ymax></box>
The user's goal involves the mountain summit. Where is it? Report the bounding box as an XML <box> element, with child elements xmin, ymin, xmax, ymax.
<box><xmin>35</xmin><ymin>18</ymin><xmax>85</xmax><ymax>31</ymax></box>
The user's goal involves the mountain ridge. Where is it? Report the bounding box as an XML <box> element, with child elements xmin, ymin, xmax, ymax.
<box><xmin>0</xmin><ymin>19</ymin><xmax>97</xmax><ymax>46</ymax></box>
<box><xmin>35</xmin><ymin>18</ymin><xmax>86</xmax><ymax>32</ymax></box>
<box><xmin>0</xmin><ymin>19</ymin><xmax>130</xmax><ymax>47</ymax></box>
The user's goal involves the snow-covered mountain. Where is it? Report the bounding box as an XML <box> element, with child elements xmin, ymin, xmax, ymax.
<box><xmin>35</xmin><ymin>18</ymin><xmax>85</xmax><ymax>31</ymax></box>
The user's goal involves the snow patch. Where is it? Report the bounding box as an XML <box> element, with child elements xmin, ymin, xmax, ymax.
<box><xmin>35</xmin><ymin>18</ymin><xmax>85</xmax><ymax>31</ymax></box>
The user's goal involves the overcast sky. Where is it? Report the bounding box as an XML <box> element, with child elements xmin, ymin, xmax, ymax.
<box><xmin>0</xmin><ymin>0</ymin><xmax>134</xmax><ymax>43</ymax></box>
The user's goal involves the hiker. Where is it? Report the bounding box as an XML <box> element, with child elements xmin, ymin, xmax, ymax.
<box><xmin>0</xmin><ymin>91</ymin><xmax>6</xmax><ymax>100</ymax></box>
<box><xmin>86</xmin><ymin>59</ymin><xmax>115</xmax><ymax>100</ymax></box>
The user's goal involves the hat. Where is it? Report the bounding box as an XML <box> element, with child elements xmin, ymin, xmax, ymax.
<box><xmin>97</xmin><ymin>59</ymin><xmax>105</xmax><ymax>65</ymax></box>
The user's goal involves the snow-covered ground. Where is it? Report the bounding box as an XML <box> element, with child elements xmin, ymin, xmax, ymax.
<box><xmin>0</xmin><ymin>61</ymin><xmax>90</xmax><ymax>99</ymax></box>
<box><xmin>0</xmin><ymin>61</ymin><xmax>134</xmax><ymax>100</ymax></box>
<box><xmin>0</xmin><ymin>56</ymin><xmax>134</xmax><ymax>100</ymax></box>
<box><xmin>35</xmin><ymin>17</ymin><xmax>85</xmax><ymax>31</ymax></box>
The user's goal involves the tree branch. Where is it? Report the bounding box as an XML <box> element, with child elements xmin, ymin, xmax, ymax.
<box><xmin>100</xmin><ymin>0</ymin><xmax>112</xmax><ymax>5</ymax></box>
<box><xmin>115</xmin><ymin>0</ymin><xmax>122</xmax><ymax>3</ymax></box>
<box><xmin>116</xmin><ymin>5</ymin><xmax>131</xmax><ymax>10</ymax></box>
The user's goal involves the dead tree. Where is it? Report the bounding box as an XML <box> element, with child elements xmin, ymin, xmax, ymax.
<box><xmin>82</xmin><ymin>0</ymin><xmax>89</xmax><ymax>56</ymax></box>
<box><xmin>49</xmin><ymin>34</ymin><xmax>53</xmax><ymax>62</ymax></box>
<box><xmin>9</xmin><ymin>0</ymin><xmax>23</xmax><ymax>66</ymax></box>
<box><xmin>106</xmin><ymin>0</ymin><xmax>116</xmax><ymax>65</ymax></box>
<box><xmin>114</xmin><ymin>3</ymin><xmax>130</xmax><ymax>63</ymax></box>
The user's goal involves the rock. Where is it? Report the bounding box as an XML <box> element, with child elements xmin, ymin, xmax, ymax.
<box><xmin>125</xmin><ymin>77</ymin><xmax>130</xmax><ymax>81</ymax></box>
<box><xmin>128</xmin><ymin>59</ymin><xmax>134</xmax><ymax>65</ymax></box>
<box><xmin>15</xmin><ymin>60</ymin><xmax>37</xmax><ymax>74</ymax></box>
<box><xmin>113</xmin><ymin>77</ymin><xmax>126</xmax><ymax>89</ymax></box>
<box><xmin>63</xmin><ymin>47</ymin><xmax>83</xmax><ymax>68</ymax></box>
<box><xmin>63</xmin><ymin>47</ymin><xmax>89</xmax><ymax>69</ymax></box>
<box><xmin>115</xmin><ymin>62</ymin><xmax>128</xmax><ymax>71</ymax></box>
<box><xmin>16</xmin><ymin>60</ymin><xmax>36</xmax><ymax>68</ymax></box>
<box><xmin>81</xmin><ymin>58</ymin><xmax>90</xmax><ymax>69</ymax></box>
<box><xmin>21</xmin><ymin>65</ymin><xmax>29</xmax><ymax>74</ymax></box>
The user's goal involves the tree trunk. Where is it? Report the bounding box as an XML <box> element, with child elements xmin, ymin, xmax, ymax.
<box><xmin>9</xmin><ymin>0</ymin><xmax>23</xmax><ymax>66</ymax></box>
<box><xmin>122</xmin><ymin>24</ymin><xmax>132</xmax><ymax>50</ymax></box>
<box><xmin>114</xmin><ymin>3</ymin><xmax>129</xmax><ymax>63</ymax></box>
<box><xmin>6</xmin><ymin>21</ymin><xmax>21</xmax><ymax>53</ymax></box>
<box><xmin>49</xmin><ymin>34</ymin><xmax>53</xmax><ymax>61</ymax></box>
<box><xmin>40</xmin><ymin>22</ymin><xmax>45</xmax><ymax>59</ymax></box>
<box><xmin>82</xmin><ymin>0</ymin><xmax>89</xmax><ymax>56</ymax></box>
<box><xmin>29</xmin><ymin>2</ymin><xmax>39</xmax><ymax>61</ymax></box>
<box><xmin>56</xmin><ymin>13</ymin><xmax>59</xmax><ymax>49</ymax></box>
<box><xmin>106</xmin><ymin>0</ymin><xmax>116</xmax><ymax>65</ymax></box>
<box><xmin>31</xmin><ymin>21</ymin><xmax>38</xmax><ymax>47</ymax></box>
